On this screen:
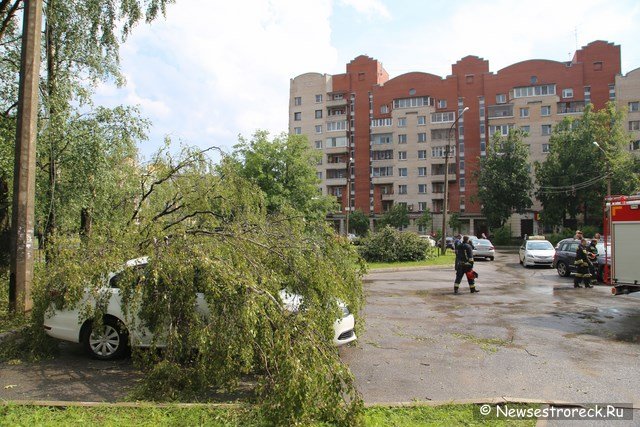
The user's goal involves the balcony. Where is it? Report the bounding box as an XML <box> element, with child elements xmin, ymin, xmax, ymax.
<box><xmin>487</xmin><ymin>104</ymin><xmax>514</xmax><ymax>119</ymax></box>
<box><xmin>326</xmin><ymin>97</ymin><xmax>347</xmax><ymax>107</ymax></box>
<box><xmin>557</xmin><ymin>101</ymin><xmax>585</xmax><ymax>114</ymax></box>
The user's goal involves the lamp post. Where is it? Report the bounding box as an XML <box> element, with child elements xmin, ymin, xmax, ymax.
<box><xmin>593</xmin><ymin>141</ymin><xmax>611</xmax><ymax>198</ymax></box>
<box><xmin>345</xmin><ymin>157</ymin><xmax>353</xmax><ymax>236</ymax></box>
<box><xmin>440</xmin><ymin>106</ymin><xmax>469</xmax><ymax>255</ymax></box>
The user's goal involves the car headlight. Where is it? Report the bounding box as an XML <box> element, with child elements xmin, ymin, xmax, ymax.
<box><xmin>340</xmin><ymin>305</ymin><xmax>350</xmax><ymax>317</ymax></box>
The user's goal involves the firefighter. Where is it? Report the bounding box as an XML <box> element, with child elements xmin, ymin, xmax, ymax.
<box><xmin>587</xmin><ymin>238</ymin><xmax>599</xmax><ymax>286</ymax></box>
<box><xmin>454</xmin><ymin>235</ymin><xmax>479</xmax><ymax>294</ymax></box>
<box><xmin>574</xmin><ymin>238</ymin><xmax>594</xmax><ymax>288</ymax></box>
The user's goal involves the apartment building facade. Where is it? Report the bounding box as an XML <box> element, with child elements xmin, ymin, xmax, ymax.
<box><xmin>289</xmin><ymin>40</ymin><xmax>638</xmax><ymax>236</ymax></box>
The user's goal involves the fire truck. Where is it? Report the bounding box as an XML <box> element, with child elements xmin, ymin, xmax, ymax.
<box><xmin>605</xmin><ymin>195</ymin><xmax>640</xmax><ymax>295</ymax></box>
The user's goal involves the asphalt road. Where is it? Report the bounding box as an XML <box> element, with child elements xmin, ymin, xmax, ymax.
<box><xmin>2</xmin><ymin>250</ymin><xmax>640</xmax><ymax>413</ymax></box>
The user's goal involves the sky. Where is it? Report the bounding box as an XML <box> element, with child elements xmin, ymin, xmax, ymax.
<box><xmin>93</xmin><ymin>0</ymin><xmax>640</xmax><ymax>160</ymax></box>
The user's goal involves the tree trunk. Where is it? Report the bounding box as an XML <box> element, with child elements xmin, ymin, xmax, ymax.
<box><xmin>80</xmin><ymin>207</ymin><xmax>91</xmax><ymax>240</ymax></box>
<box><xmin>0</xmin><ymin>175</ymin><xmax>10</xmax><ymax>268</ymax></box>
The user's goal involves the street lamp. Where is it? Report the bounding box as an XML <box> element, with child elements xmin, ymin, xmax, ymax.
<box><xmin>345</xmin><ymin>157</ymin><xmax>353</xmax><ymax>236</ymax></box>
<box><xmin>593</xmin><ymin>141</ymin><xmax>611</xmax><ymax>198</ymax></box>
<box><xmin>440</xmin><ymin>106</ymin><xmax>469</xmax><ymax>255</ymax></box>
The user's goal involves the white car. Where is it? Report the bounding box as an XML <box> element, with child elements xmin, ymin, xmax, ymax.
<box><xmin>419</xmin><ymin>235</ymin><xmax>436</xmax><ymax>247</ymax></box>
<box><xmin>470</xmin><ymin>238</ymin><xmax>495</xmax><ymax>260</ymax></box>
<box><xmin>519</xmin><ymin>237</ymin><xmax>555</xmax><ymax>267</ymax></box>
<box><xmin>44</xmin><ymin>258</ymin><xmax>357</xmax><ymax>360</ymax></box>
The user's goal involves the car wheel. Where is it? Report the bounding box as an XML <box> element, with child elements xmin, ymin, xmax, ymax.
<box><xmin>556</xmin><ymin>261</ymin><xmax>570</xmax><ymax>277</ymax></box>
<box><xmin>489</xmin><ymin>256</ymin><xmax>494</xmax><ymax>261</ymax></box>
<box><xmin>519</xmin><ymin>255</ymin><xmax>523</xmax><ymax>265</ymax></box>
<box><xmin>82</xmin><ymin>317</ymin><xmax>129</xmax><ymax>360</ymax></box>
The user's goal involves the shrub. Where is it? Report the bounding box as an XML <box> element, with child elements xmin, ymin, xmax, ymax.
<box><xmin>358</xmin><ymin>227</ymin><xmax>430</xmax><ymax>262</ymax></box>
<box><xmin>490</xmin><ymin>226</ymin><xmax>512</xmax><ymax>246</ymax></box>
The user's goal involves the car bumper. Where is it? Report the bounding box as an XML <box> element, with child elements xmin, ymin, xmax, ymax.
<box><xmin>333</xmin><ymin>314</ymin><xmax>357</xmax><ymax>346</ymax></box>
<box><xmin>474</xmin><ymin>250</ymin><xmax>495</xmax><ymax>258</ymax></box>
<box><xmin>524</xmin><ymin>258</ymin><xmax>553</xmax><ymax>266</ymax></box>
<box><xmin>43</xmin><ymin>308</ymin><xmax>82</xmax><ymax>344</ymax></box>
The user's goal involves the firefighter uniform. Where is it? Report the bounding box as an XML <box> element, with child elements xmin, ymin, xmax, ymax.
<box><xmin>587</xmin><ymin>239</ymin><xmax>599</xmax><ymax>286</ymax></box>
<box><xmin>454</xmin><ymin>236</ymin><xmax>479</xmax><ymax>294</ymax></box>
<box><xmin>574</xmin><ymin>239</ymin><xmax>594</xmax><ymax>288</ymax></box>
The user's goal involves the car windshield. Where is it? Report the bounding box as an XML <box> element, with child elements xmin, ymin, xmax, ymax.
<box><xmin>474</xmin><ymin>239</ymin><xmax>491</xmax><ymax>245</ymax></box>
<box><xmin>527</xmin><ymin>241</ymin><xmax>553</xmax><ymax>250</ymax></box>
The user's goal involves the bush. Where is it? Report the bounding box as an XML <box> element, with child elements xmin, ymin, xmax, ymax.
<box><xmin>490</xmin><ymin>226</ymin><xmax>513</xmax><ymax>246</ymax></box>
<box><xmin>358</xmin><ymin>227</ymin><xmax>430</xmax><ymax>262</ymax></box>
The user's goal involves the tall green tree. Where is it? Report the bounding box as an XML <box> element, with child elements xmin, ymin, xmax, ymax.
<box><xmin>348</xmin><ymin>209</ymin><xmax>369</xmax><ymax>236</ymax></box>
<box><xmin>535</xmin><ymin>103</ymin><xmax>639</xmax><ymax>228</ymax></box>
<box><xmin>476</xmin><ymin>128</ymin><xmax>533</xmax><ymax>228</ymax></box>
<box><xmin>415</xmin><ymin>208</ymin><xmax>432</xmax><ymax>233</ymax></box>
<box><xmin>230</xmin><ymin>131</ymin><xmax>337</xmax><ymax>219</ymax></box>
<box><xmin>378</xmin><ymin>204</ymin><xmax>409</xmax><ymax>229</ymax></box>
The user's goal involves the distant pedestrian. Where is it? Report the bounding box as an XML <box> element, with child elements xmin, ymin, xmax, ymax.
<box><xmin>454</xmin><ymin>235</ymin><xmax>479</xmax><ymax>294</ymax></box>
<box><xmin>574</xmin><ymin>229</ymin><xmax>583</xmax><ymax>240</ymax></box>
<box><xmin>574</xmin><ymin>238</ymin><xmax>594</xmax><ymax>288</ymax></box>
<box><xmin>481</xmin><ymin>232</ymin><xmax>487</xmax><ymax>239</ymax></box>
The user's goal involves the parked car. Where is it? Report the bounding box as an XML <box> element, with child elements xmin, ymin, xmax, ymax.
<box><xmin>470</xmin><ymin>238</ymin><xmax>495</xmax><ymax>260</ymax></box>
<box><xmin>552</xmin><ymin>238</ymin><xmax>611</xmax><ymax>281</ymax></box>
<box><xmin>44</xmin><ymin>258</ymin><xmax>357</xmax><ymax>360</ymax></box>
<box><xmin>519</xmin><ymin>236</ymin><xmax>555</xmax><ymax>267</ymax></box>
<box><xmin>419</xmin><ymin>234</ymin><xmax>436</xmax><ymax>247</ymax></box>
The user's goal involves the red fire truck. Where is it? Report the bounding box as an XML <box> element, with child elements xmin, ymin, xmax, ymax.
<box><xmin>605</xmin><ymin>195</ymin><xmax>640</xmax><ymax>295</ymax></box>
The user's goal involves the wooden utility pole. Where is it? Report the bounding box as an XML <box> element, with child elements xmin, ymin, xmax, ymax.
<box><xmin>9</xmin><ymin>0</ymin><xmax>43</xmax><ymax>313</ymax></box>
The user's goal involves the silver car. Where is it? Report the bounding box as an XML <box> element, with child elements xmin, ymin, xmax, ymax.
<box><xmin>470</xmin><ymin>238</ymin><xmax>495</xmax><ymax>261</ymax></box>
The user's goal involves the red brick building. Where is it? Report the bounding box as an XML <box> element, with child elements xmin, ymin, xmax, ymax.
<box><xmin>289</xmin><ymin>41</ymin><xmax>623</xmax><ymax>236</ymax></box>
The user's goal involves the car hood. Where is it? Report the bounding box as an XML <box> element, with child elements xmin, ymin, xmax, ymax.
<box><xmin>527</xmin><ymin>249</ymin><xmax>555</xmax><ymax>256</ymax></box>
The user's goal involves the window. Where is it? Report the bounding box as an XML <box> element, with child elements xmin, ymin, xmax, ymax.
<box><xmin>629</xmin><ymin>121</ymin><xmax>640</xmax><ymax>131</ymax></box>
<box><xmin>542</xmin><ymin>143</ymin><xmax>550</xmax><ymax>153</ymax></box>
<box><xmin>631</xmin><ymin>140</ymin><xmax>640</xmax><ymax>151</ymax></box>
<box><xmin>418</xmin><ymin>202</ymin><xmax>428</xmax><ymax>212</ymax></box>
<box><xmin>541</xmin><ymin>124</ymin><xmax>552</xmax><ymax>136</ymax></box>
<box><xmin>496</xmin><ymin>94</ymin><xmax>506</xmax><ymax>104</ymax></box>
<box><xmin>418</xmin><ymin>184</ymin><xmax>428</xmax><ymax>194</ymax></box>
<box><xmin>398</xmin><ymin>167</ymin><xmax>407</xmax><ymax>177</ymax></box>
<box><xmin>609</xmin><ymin>84</ymin><xmax>616</xmax><ymax>100</ymax></box>
<box><xmin>431</xmin><ymin>111</ymin><xmax>455</xmax><ymax>123</ymax></box>
<box><xmin>380</xmin><ymin>105</ymin><xmax>389</xmax><ymax>114</ymax></box>
<box><xmin>530</xmin><ymin>76</ymin><xmax>538</xmax><ymax>84</ymax></box>
<box><xmin>315</xmin><ymin>125</ymin><xmax>322</xmax><ymax>134</ymax></box>
<box><xmin>629</xmin><ymin>102</ymin><xmax>640</xmax><ymax>112</ymax></box>
<box><xmin>431</xmin><ymin>146</ymin><xmax>455</xmax><ymax>158</ymax></box>
<box><xmin>316</xmin><ymin>172</ymin><xmax>322</xmax><ymax>180</ymax></box>
<box><xmin>417</xmin><ymin>150</ymin><xmax>427</xmax><ymax>160</ymax></box>
<box><xmin>417</xmin><ymin>116</ymin><xmax>426</xmax><ymax>125</ymax></box>
<box><xmin>541</xmin><ymin>105</ymin><xmax>551</xmax><ymax>116</ymax></box>
<box><xmin>418</xmin><ymin>167</ymin><xmax>427</xmax><ymax>176</ymax></box>
<box><xmin>372</xmin><ymin>167</ymin><xmax>393</xmax><ymax>177</ymax></box>
<box><xmin>294</xmin><ymin>127</ymin><xmax>301</xmax><ymax>135</ymax></box>
<box><xmin>584</xmin><ymin>86</ymin><xmax>591</xmax><ymax>104</ymax></box>
<box><xmin>398</xmin><ymin>151</ymin><xmax>407</xmax><ymax>160</ymax></box>
<box><xmin>513</xmin><ymin>84</ymin><xmax>556</xmax><ymax>98</ymax></box>
<box><xmin>398</xmin><ymin>117</ymin><xmax>407</xmax><ymax>127</ymax></box>
<box><xmin>315</xmin><ymin>140</ymin><xmax>323</xmax><ymax>149</ymax></box>
<box><xmin>326</xmin><ymin>121</ymin><xmax>347</xmax><ymax>131</ymax></box>
<box><xmin>438</xmin><ymin>99</ymin><xmax>447</xmax><ymax>108</ymax></box>
<box><xmin>593</xmin><ymin>61</ymin><xmax>603</xmax><ymax>71</ymax></box>
<box><xmin>371</xmin><ymin>150</ymin><xmax>393</xmax><ymax>160</ymax></box>
<box><xmin>372</xmin><ymin>134</ymin><xmax>392</xmax><ymax>145</ymax></box>
<box><xmin>393</xmin><ymin>97</ymin><xmax>432</xmax><ymax>109</ymax></box>
<box><xmin>431</xmin><ymin>129</ymin><xmax>448</xmax><ymax>140</ymax></box>
<box><xmin>417</xmin><ymin>132</ymin><xmax>427</xmax><ymax>143</ymax></box>
<box><xmin>315</xmin><ymin>94</ymin><xmax>323</xmax><ymax>103</ymax></box>
<box><xmin>326</xmin><ymin>136</ymin><xmax>347</xmax><ymax>147</ymax></box>
<box><xmin>520</xmin><ymin>125</ymin><xmax>530</xmax><ymax>134</ymax></box>
<box><xmin>332</xmin><ymin>93</ymin><xmax>344</xmax><ymax>100</ymax></box>
<box><xmin>520</xmin><ymin>107</ymin><xmax>529</xmax><ymax>118</ymax></box>
<box><xmin>562</xmin><ymin>88</ymin><xmax>574</xmax><ymax>98</ymax></box>
<box><xmin>398</xmin><ymin>184</ymin><xmax>407</xmax><ymax>194</ymax></box>
<box><xmin>314</xmin><ymin>110</ymin><xmax>322</xmax><ymax>119</ymax></box>
<box><xmin>294</xmin><ymin>112</ymin><xmax>301</xmax><ymax>121</ymax></box>
<box><xmin>398</xmin><ymin>134</ymin><xmax>407</xmax><ymax>144</ymax></box>
<box><xmin>371</xmin><ymin>118</ymin><xmax>393</xmax><ymax>127</ymax></box>
<box><xmin>294</xmin><ymin>97</ymin><xmax>302</xmax><ymax>106</ymax></box>
<box><xmin>489</xmin><ymin>124</ymin><xmax>513</xmax><ymax>136</ymax></box>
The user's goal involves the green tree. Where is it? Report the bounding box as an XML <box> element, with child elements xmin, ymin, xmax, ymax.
<box><xmin>230</xmin><ymin>131</ymin><xmax>337</xmax><ymax>219</ymax></box>
<box><xmin>477</xmin><ymin>128</ymin><xmax>533</xmax><ymax>228</ymax></box>
<box><xmin>378</xmin><ymin>204</ymin><xmax>409</xmax><ymax>229</ymax></box>
<box><xmin>535</xmin><ymin>103</ymin><xmax>639</xmax><ymax>228</ymax></box>
<box><xmin>415</xmin><ymin>208</ymin><xmax>432</xmax><ymax>233</ymax></box>
<box><xmin>348</xmin><ymin>209</ymin><xmax>369</xmax><ymax>236</ymax></box>
<box><xmin>37</xmin><ymin>145</ymin><xmax>365</xmax><ymax>425</ymax></box>
<box><xmin>448</xmin><ymin>212</ymin><xmax>461</xmax><ymax>234</ymax></box>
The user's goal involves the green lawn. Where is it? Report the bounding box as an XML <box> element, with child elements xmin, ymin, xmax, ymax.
<box><xmin>366</xmin><ymin>252</ymin><xmax>455</xmax><ymax>270</ymax></box>
<box><xmin>0</xmin><ymin>403</ymin><xmax>538</xmax><ymax>426</ymax></box>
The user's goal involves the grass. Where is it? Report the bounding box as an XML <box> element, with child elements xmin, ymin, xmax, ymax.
<box><xmin>0</xmin><ymin>403</ymin><xmax>539</xmax><ymax>426</ymax></box>
<box><xmin>367</xmin><ymin>252</ymin><xmax>455</xmax><ymax>270</ymax></box>
<box><xmin>451</xmin><ymin>333</ymin><xmax>512</xmax><ymax>353</ymax></box>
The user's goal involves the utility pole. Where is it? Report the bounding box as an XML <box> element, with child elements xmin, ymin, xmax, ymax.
<box><xmin>9</xmin><ymin>0</ymin><xmax>44</xmax><ymax>313</ymax></box>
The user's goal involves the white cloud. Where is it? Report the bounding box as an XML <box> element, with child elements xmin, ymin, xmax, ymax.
<box><xmin>339</xmin><ymin>0</ymin><xmax>391</xmax><ymax>19</ymax></box>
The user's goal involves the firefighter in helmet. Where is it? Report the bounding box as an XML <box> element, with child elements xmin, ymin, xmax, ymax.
<box><xmin>574</xmin><ymin>238</ymin><xmax>594</xmax><ymax>288</ymax></box>
<box><xmin>587</xmin><ymin>238</ymin><xmax>599</xmax><ymax>286</ymax></box>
